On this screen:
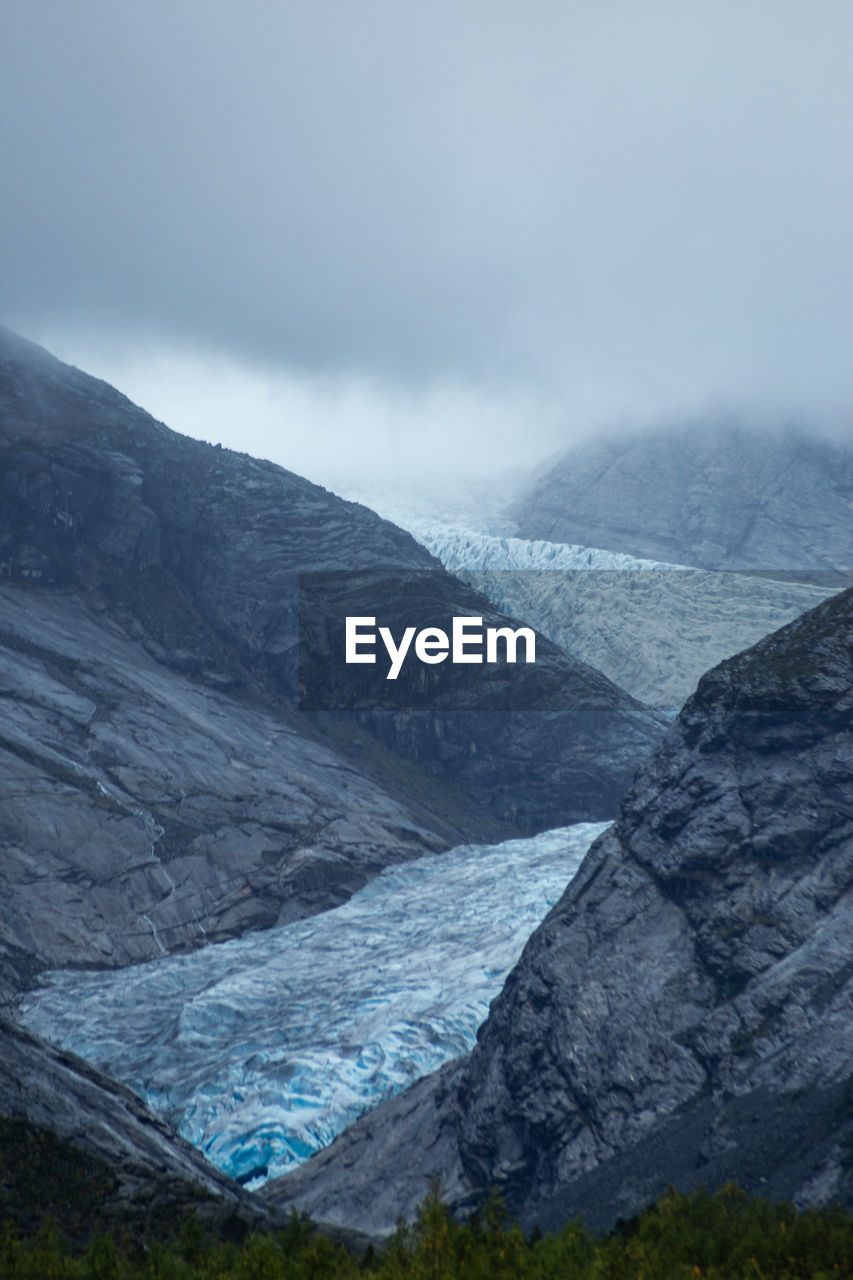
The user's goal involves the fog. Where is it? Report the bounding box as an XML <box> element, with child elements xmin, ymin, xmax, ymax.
<box><xmin>2</xmin><ymin>1</ymin><xmax>852</xmax><ymax>485</ymax></box>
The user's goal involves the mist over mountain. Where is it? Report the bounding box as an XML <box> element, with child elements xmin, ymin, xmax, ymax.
<box><xmin>514</xmin><ymin>421</ymin><xmax>853</xmax><ymax>571</ymax></box>
<box><xmin>6</xmin><ymin>3</ymin><xmax>852</xmax><ymax>443</ymax></box>
<box><xmin>0</xmin><ymin>327</ymin><xmax>663</xmax><ymax>1007</ymax></box>
<box><xmin>0</xmin><ymin>326</ymin><xmax>677</xmax><ymax>1237</ymax></box>
<box><xmin>3</xmin><ymin>1</ymin><xmax>853</xmax><ymax>1258</ymax></box>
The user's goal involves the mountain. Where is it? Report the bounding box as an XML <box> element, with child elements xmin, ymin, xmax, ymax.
<box><xmin>513</xmin><ymin>421</ymin><xmax>853</xmax><ymax>570</ymax></box>
<box><xmin>0</xmin><ymin>325</ymin><xmax>663</xmax><ymax>1008</ymax></box>
<box><xmin>263</xmin><ymin>586</ymin><xmax>853</xmax><ymax>1236</ymax></box>
<box><xmin>0</xmin><ymin>577</ymin><xmax>448</xmax><ymax>1005</ymax></box>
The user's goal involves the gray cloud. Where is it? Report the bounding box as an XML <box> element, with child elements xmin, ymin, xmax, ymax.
<box><xmin>2</xmin><ymin>0</ymin><xmax>852</xmax><ymax>447</ymax></box>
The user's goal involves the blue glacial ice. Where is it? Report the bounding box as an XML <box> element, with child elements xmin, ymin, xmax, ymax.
<box><xmin>18</xmin><ymin>822</ymin><xmax>608</xmax><ymax>1187</ymax></box>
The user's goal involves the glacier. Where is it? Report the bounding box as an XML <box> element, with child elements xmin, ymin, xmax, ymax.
<box><xmin>18</xmin><ymin>822</ymin><xmax>608</xmax><ymax>1188</ymax></box>
<box><xmin>395</xmin><ymin>524</ymin><xmax>838</xmax><ymax>713</ymax></box>
<box><xmin>407</xmin><ymin>523</ymin><xmax>687</xmax><ymax>572</ymax></box>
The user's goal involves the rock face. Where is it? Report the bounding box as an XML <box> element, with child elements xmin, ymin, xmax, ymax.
<box><xmin>297</xmin><ymin>567</ymin><xmax>663</xmax><ymax>831</ymax></box>
<box><xmin>514</xmin><ymin>422</ymin><xmax>853</xmax><ymax>570</ymax></box>
<box><xmin>0</xmin><ymin>326</ymin><xmax>664</xmax><ymax>1005</ymax></box>
<box><xmin>0</xmin><ymin>580</ymin><xmax>450</xmax><ymax>1004</ymax></box>
<box><xmin>264</xmin><ymin>587</ymin><xmax>853</xmax><ymax>1235</ymax></box>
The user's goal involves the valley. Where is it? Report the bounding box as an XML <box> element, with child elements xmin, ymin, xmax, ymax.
<box><xmin>1</xmin><ymin>329</ymin><xmax>852</xmax><ymax>1250</ymax></box>
<box><xmin>19</xmin><ymin>822</ymin><xmax>608</xmax><ymax>1188</ymax></box>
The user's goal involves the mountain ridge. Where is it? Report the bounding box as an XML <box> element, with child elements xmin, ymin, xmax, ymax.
<box><xmin>0</xmin><ymin>326</ymin><xmax>663</xmax><ymax>1006</ymax></box>
<box><xmin>263</xmin><ymin>585</ymin><xmax>853</xmax><ymax>1235</ymax></box>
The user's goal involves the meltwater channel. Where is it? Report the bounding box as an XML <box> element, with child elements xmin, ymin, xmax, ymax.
<box><xmin>19</xmin><ymin>822</ymin><xmax>608</xmax><ymax>1188</ymax></box>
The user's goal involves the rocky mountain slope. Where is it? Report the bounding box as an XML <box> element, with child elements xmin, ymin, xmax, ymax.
<box><xmin>0</xmin><ymin>325</ymin><xmax>663</xmax><ymax>1009</ymax></box>
<box><xmin>264</xmin><ymin>586</ymin><xmax>853</xmax><ymax>1235</ymax></box>
<box><xmin>0</xmin><ymin>579</ymin><xmax>449</xmax><ymax>1006</ymax></box>
<box><xmin>513</xmin><ymin>421</ymin><xmax>853</xmax><ymax>570</ymax></box>
<box><xmin>0</xmin><ymin>1017</ymin><xmax>268</xmax><ymax>1239</ymax></box>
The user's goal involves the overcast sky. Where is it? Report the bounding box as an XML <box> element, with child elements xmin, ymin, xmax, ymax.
<box><xmin>2</xmin><ymin>1</ymin><xmax>851</xmax><ymax>488</ymax></box>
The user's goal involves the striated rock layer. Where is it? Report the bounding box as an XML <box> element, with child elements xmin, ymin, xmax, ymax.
<box><xmin>264</xmin><ymin>587</ymin><xmax>853</xmax><ymax>1235</ymax></box>
<box><xmin>0</xmin><ymin>581</ymin><xmax>448</xmax><ymax>1001</ymax></box>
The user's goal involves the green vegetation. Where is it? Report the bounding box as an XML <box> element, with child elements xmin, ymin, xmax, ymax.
<box><xmin>2</xmin><ymin>1181</ymin><xmax>853</xmax><ymax>1278</ymax></box>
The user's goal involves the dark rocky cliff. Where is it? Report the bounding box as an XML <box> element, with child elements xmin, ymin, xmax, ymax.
<box><xmin>264</xmin><ymin>586</ymin><xmax>853</xmax><ymax>1235</ymax></box>
<box><xmin>513</xmin><ymin>421</ymin><xmax>853</xmax><ymax>570</ymax></box>
<box><xmin>0</xmin><ymin>326</ymin><xmax>663</xmax><ymax>1006</ymax></box>
<box><xmin>0</xmin><ymin>1017</ymin><xmax>267</xmax><ymax>1237</ymax></box>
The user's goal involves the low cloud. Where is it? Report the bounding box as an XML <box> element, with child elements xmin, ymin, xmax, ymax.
<box><xmin>3</xmin><ymin>0</ymin><xmax>852</xmax><ymax>473</ymax></box>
